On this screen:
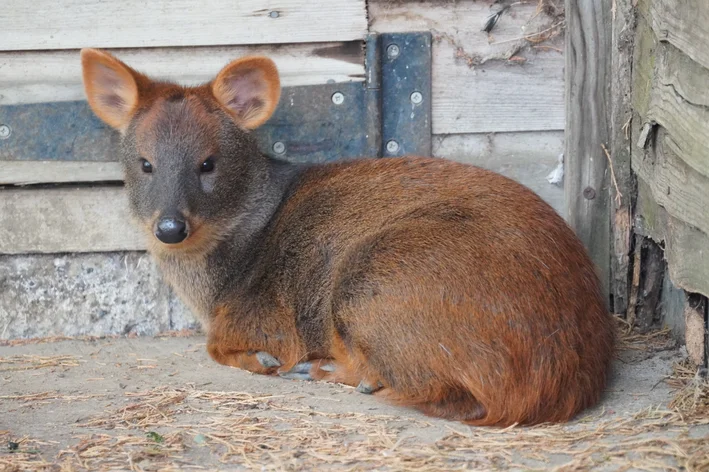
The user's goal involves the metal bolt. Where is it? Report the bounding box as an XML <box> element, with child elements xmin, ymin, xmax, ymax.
<box><xmin>387</xmin><ymin>44</ymin><xmax>400</xmax><ymax>59</ymax></box>
<box><xmin>272</xmin><ymin>141</ymin><xmax>286</xmax><ymax>154</ymax></box>
<box><xmin>0</xmin><ymin>124</ymin><xmax>10</xmax><ymax>139</ymax></box>
<box><xmin>331</xmin><ymin>92</ymin><xmax>345</xmax><ymax>105</ymax></box>
<box><xmin>583</xmin><ymin>187</ymin><xmax>596</xmax><ymax>200</ymax></box>
<box><xmin>386</xmin><ymin>140</ymin><xmax>400</xmax><ymax>154</ymax></box>
<box><xmin>269</xmin><ymin>11</ymin><xmax>279</xmax><ymax>18</ymax></box>
<box><xmin>410</xmin><ymin>91</ymin><xmax>423</xmax><ymax>105</ymax></box>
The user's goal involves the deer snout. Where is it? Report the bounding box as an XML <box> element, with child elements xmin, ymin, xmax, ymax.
<box><xmin>155</xmin><ymin>215</ymin><xmax>188</xmax><ymax>244</ymax></box>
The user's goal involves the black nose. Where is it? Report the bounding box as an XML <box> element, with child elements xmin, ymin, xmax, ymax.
<box><xmin>155</xmin><ymin>217</ymin><xmax>188</xmax><ymax>244</ymax></box>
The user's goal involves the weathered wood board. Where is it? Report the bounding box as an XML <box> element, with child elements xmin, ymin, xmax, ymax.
<box><xmin>0</xmin><ymin>161</ymin><xmax>123</xmax><ymax>186</ymax></box>
<box><xmin>0</xmin><ymin>187</ymin><xmax>145</xmax><ymax>254</ymax></box>
<box><xmin>0</xmin><ymin>0</ymin><xmax>368</xmax><ymax>51</ymax></box>
<box><xmin>635</xmin><ymin>180</ymin><xmax>709</xmax><ymax>297</ymax></box>
<box><xmin>564</xmin><ymin>0</ymin><xmax>612</xmax><ymax>299</ymax></box>
<box><xmin>369</xmin><ymin>0</ymin><xmax>565</xmax><ymax>134</ymax></box>
<box><xmin>648</xmin><ymin>0</ymin><xmax>709</xmax><ymax>70</ymax></box>
<box><xmin>633</xmin><ymin>129</ymin><xmax>709</xmax><ymax>237</ymax></box>
<box><xmin>631</xmin><ymin>0</ymin><xmax>709</xmax><ymax>301</ymax></box>
<box><xmin>609</xmin><ymin>0</ymin><xmax>636</xmax><ymax>314</ymax></box>
<box><xmin>0</xmin><ymin>43</ymin><xmax>365</xmax><ymax>106</ymax></box>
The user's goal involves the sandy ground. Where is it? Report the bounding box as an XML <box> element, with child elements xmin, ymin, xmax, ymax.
<box><xmin>1</xmin><ymin>332</ymin><xmax>707</xmax><ymax>471</ymax></box>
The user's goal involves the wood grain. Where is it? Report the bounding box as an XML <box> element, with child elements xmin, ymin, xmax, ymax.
<box><xmin>564</xmin><ymin>0</ymin><xmax>612</xmax><ymax>299</ymax></box>
<box><xmin>0</xmin><ymin>43</ymin><xmax>365</xmax><ymax>106</ymax></box>
<box><xmin>646</xmin><ymin>67</ymin><xmax>709</xmax><ymax>179</ymax></box>
<box><xmin>609</xmin><ymin>0</ymin><xmax>636</xmax><ymax>315</ymax></box>
<box><xmin>0</xmin><ymin>0</ymin><xmax>367</xmax><ymax>51</ymax></box>
<box><xmin>649</xmin><ymin>0</ymin><xmax>709</xmax><ymax>70</ymax></box>
<box><xmin>0</xmin><ymin>187</ymin><xmax>145</xmax><ymax>254</ymax></box>
<box><xmin>369</xmin><ymin>0</ymin><xmax>565</xmax><ymax>134</ymax></box>
<box><xmin>0</xmin><ymin>161</ymin><xmax>123</xmax><ymax>185</ymax></box>
<box><xmin>633</xmin><ymin>130</ymin><xmax>709</xmax><ymax>237</ymax></box>
<box><xmin>635</xmin><ymin>179</ymin><xmax>709</xmax><ymax>297</ymax></box>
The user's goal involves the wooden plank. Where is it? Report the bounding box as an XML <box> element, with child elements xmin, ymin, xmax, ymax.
<box><xmin>635</xmin><ymin>179</ymin><xmax>709</xmax><ymax>298</ymax></box>
<box><xmin>0</xmin><ymin>0</ymin><xmax>367</xmax><ymax>51</ymax></box>
<box><xmin>0</xmin><ymin>161</ymin><xmax>123</xmax><ymax>185</ymax></box>
<box><xmin>649</xmin><ymin>0</ymin><xmax>709</xmax><ymax>70</ymax></box>
<box><xmin>633</xmin><ymin>129</ymin><xmax>709</xmax><ymax>237</ymax></box>
<box><xmin>432</xmin><ymin>45</ymin><xmax>564</xmax><ymax>134</ymax></box>
<box><xmin>369</xmin><ymin>0</ymin><xmax>565</xmax><ymax>134</ymax></box>
<box><xmin>0</xmin><ymin>43</ymin><xmax>365</xmax><ymax>106</ymax></box>
<box><xmin>646</xmin><ymin>59</ymin><xmax>709</xmax><ymax>179</ymax></box>
<box><xmin>432</xmin><ymin>131</ymin><xmax>565</xmax><ymax>214</ymax></box>
<box><xmin>609</xmin><ymin>0</ymin><xmax>636</xmax><ymax>315</ymax></box>
<box><xmin>0</xmin><ymin>187</ymin><xmax>145</xmax><ymax>254</ymax></box>
<box><xmin>564</xmin><ymin>0</ymin><xmax>612</xmax><ymax>300</ymax></box>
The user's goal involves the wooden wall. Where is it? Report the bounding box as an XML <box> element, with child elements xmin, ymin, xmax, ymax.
<box><xmin>1</xmin><ymin>0</ymin><xmax>566</xmax><ymax>254</ymax></box>
<box><xmin>622</xmin><ymin>0</ymin><xmax>709</xmax><ymax>364</ymax></box>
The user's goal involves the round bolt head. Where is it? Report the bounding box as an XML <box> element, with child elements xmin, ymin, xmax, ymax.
<box><xmin>331</xmin><ymin>92</ymin><xmax>345</xmax><ymax>105</ymax></box>
<box><xmin>0</xmin><ymin>124</ymin><xmax>10</xmax><ymax>139</ymax></box>
<box><xmin>583</xmin><ymin>186</ymin><xmax>596</xmax><ymax>200</ymax></box>
<box><xmin>387</xmin><ymin>44</ymin><xmax>400</xmax><ymax>59</ymax></box>
<box><xmin>272</xmin><ymin>141</ymin><xmax>286</xmax><ymax>154</ymax></box>
<box><xmin>269</xmin><ymin>10</ymin><xmax>279</xmax><ymax>18</ymax></box>
<box><xmin>410</xmin><ymin>91</ymin><xmax>423</xmax><ymax>105</ymax></box>
<box><xmin>386</xmin><ymin>140</ymin><xmax>400</xmax><ymax>153</ymax></box>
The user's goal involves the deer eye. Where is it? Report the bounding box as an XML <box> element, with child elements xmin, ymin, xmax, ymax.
<box><xmin>140</xmin><ymin>159</ymin><xmax>153</xmax><ymax>173</ymax></box>
<box><xmin>200</xmin><ymin>157</ymin><xmax>216</xmax><ymax>173</ymax></box>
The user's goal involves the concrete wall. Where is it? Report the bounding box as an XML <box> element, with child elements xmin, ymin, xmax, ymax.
<box><xmin>0</xmin><ymin>253</ymin><xmax>197</xmax><ymax>339</ymax></box>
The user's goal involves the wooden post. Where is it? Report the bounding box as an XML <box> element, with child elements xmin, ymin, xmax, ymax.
<box><xmin>609</xmin><ymin>0</ymin><xmax>637</xmax><ymax>315</ymax></box>
<box><xmin>564</xmin><ymin>0</ymin><xmax>612</xmax><ymax>302</ymax></box>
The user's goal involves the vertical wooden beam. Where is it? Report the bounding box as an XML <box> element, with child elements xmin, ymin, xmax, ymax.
<box><xmin>565</xmin><ymin>0</ymin><xmax>613</xmax><ymax>302</ymax></box>
<box><xmin>610</xmin><ymin>0</ymin><xmax>637</xmax><ymax>315</ymax></box>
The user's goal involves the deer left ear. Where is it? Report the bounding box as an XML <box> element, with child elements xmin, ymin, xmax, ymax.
<box><xmin>211</xmin><ymin>56</ymin><xmax>281</xmax><ymax>129</ymax></box>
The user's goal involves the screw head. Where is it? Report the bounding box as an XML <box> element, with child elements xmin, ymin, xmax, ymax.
<box><xmin>269</xmin><ymin>10</ymin><xmax>279</xmax><ymax>18</ymax></box>
<box><xmin>331</xmin><ymin>92</ymin><xmax>345</xmax><ymax>105</ymax></box>
<box><xmin>410</xmin><ymin>91</ymin><xmax>423</xmax><ymax>105</ymax></box>
<box><xmin>583</xmin><ymin>187</ymin><xmax>596</xmax><ymax>200</ymax></box>
<box><xmin>386</xmin><ymin>140</ymin><xmax>400</xmax><ymax>154</ymax></box>
<box><xmin>272</xmin><ymin>141</ymin><xmax>286</xmax><ymax>154</ymax></box>
<box><xmin>0</xmin><ymin>124</ymin><xmax>10</xmax><ymax>139</ymax></box>
<box><xmin>387</xmin><ymin>44</ymin><xmax>400</xmax><ymax>59</ymax></box>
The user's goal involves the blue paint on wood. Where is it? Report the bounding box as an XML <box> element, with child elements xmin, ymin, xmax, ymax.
<box><xmin>0</xmin><ymin>33</ymin><xmax>432</xmax><ymax>164</ymax></box>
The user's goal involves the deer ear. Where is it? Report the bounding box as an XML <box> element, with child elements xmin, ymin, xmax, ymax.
<box><xmin>211</xmin><ymin>56</ymin><xmax>280</xmax><ymax>129</ymax></box>
<box><xmin>81</xmin><ymin>48</ymin><xmax>141</xmax><ymax>131</ymax></box>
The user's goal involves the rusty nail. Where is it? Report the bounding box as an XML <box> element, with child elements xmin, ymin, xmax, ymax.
<box><xmin>583</xmin><ymin>187</ymin><xmax>596</xmax><ymax>200</ymax></box>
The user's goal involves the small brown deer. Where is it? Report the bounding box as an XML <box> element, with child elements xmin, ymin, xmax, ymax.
<box><xmin>81</xmin><ymin>48</ymin><xmax>614</xmax><ymax>426</ymax></box>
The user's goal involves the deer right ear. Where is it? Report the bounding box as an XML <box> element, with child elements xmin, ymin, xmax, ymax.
<box><xmin>81</xmin><ymin>48</ymin><xmax>141</xmax><ymax>132</ymax></box>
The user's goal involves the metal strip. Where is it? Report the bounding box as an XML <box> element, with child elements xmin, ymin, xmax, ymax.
<box><xmin>380</xmin><ymin>32</ymin><xmax>433</xmax><ymax>157</ymax></box>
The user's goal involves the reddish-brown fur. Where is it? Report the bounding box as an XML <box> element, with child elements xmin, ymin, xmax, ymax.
<box><xmin>81</xmin><ymin>49</ymin><xmax>615</xmax><ymax>426</ymax></box>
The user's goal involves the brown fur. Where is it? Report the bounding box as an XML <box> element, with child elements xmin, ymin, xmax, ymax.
<box><xmin>81</xmin><ymin>49</ymin><xmax>615</xmax><ymax>426</ymax></box>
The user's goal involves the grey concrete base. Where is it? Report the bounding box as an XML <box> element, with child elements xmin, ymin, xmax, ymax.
<box><xmin>0</xmin><ymin>252</ymin><xmax>199</xmax><ymax>339</ymax></box>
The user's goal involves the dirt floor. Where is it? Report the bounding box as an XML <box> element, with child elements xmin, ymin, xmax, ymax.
<box><xmin>1</xmin><ymin>326</ymin><xmax>708</xmax><ymax>471</ymax></box>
